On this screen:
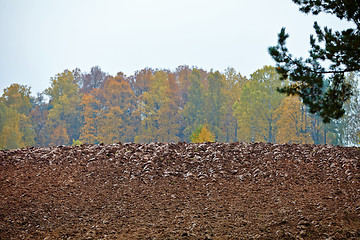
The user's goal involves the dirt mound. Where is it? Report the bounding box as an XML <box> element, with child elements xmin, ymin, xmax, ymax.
<box><xmin>0</xmin><ymin>142</ymin><xmax>360</xmax><ymax>239</ymax></box>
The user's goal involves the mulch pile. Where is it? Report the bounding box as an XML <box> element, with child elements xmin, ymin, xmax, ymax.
<box><xmin>0</xmin><ymin>142</ymin><xmax>359</xmax><ymax>239</ymax></box>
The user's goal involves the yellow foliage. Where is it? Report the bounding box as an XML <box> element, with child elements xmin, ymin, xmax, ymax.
<box><xmin>49</xmin><ymin>124</ymin><xmax>69</xmax><ymax>146</ymax></box>
<box><xmin>0</xmin><ymin>110</ymin><xmax>23</xmax><ymax>149</ymax></box>
<box><xmin>136</xmin><ymin>71</ymin><xmax>180</xmax><ymax>143</ymax></box>
<box><xmin>0</xmin><ymin>84</ymin><xmax>34</xmax><ymax>149</ymax></box>
<box><xmin>274</xmin><ymin>96</ymin><xmax>313</xmax><ymax>144</ymax></box>
<box><xmin>72</xmin><ymin>139</ymin><xmax>83</xmax><ymax>146</ymax></box>
<box><xmin>79</xmin><ymin>93</ymin><xmax>100</xmax><ymax>144</ymax></box>
<box><xmin>232</xmin><ymin>66</ymin><xmax>284</xmax><ymax>143</ymax></box>
<box><xmin>190</xmin><ymin>125</ymin><xmax>215</xmax><ymax>143</ymax></box>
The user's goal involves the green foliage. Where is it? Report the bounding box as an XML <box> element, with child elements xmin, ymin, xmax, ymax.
<box><xmin>233</xmin><ymin>66</ymin><xmax>285</xmax><ymax>143</ymax></box>
<box><xmin>1</xmin><ymin>84</ymin><xmax>33</xmax><ymax>114</ymax></box>
<box><xmin>268</xmin><ymin>0</ymin><xmax>360</xmax><ymax>123</ymax></box>
<box><xmin>182</xmin><ymin>69</ymin><xmax>209</xmax><ymax>139</ymax></box>
<box><xmin>0</xmin><ymin>102</ymin><xmax>6</xmax><ymax>139</ymax></box>
<box><xmin>207</xmin><ymin>70</ymin><xmax>226</xmax><ymax>140</ymax></box>
<box><xmin>222</xmin><ymin>68</ymin><xmax>246</xmax><ymax>142</ymax></box>
<box><xmin>0</xmin><ymin>84</ymin><xmax>35</xmax><ymax>149</ymax></box>
<box><xmin>45</xmin><ymin>70</ymin><xmax>82</xmax><ymax>146</ymax></box>
<box><xmin>30</xmin><ymin>93</ymin><xmax>49</xmax><ymax>147</ymax></box>
<box><xmin>136</xmin><ymin>71</ymin><xmax>180</xmax><ymax>143</ymax></box>
<box><xmin>0</xmin><ymin>108</ymin><xmax>22</xmax><ymax>149</ymax></box>
<box><xmin>190</xmin><ymin>125</ymin><xmax>202</xmax><ymax>143</ymax></box>
<box><xmin>2</xmin><ymin>64</ymin><xmax>359</xmax><ymax>148</ymax></box>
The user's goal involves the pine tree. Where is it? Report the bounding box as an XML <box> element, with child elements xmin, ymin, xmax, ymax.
<box><xmin>268</xmin><ymin>0</ymin><xmax>360</xmax><ymax>123</ymax></box>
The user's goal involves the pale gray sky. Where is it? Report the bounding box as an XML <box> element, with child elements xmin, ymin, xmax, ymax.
<box><xmin>0</xmin><ymin>0</ymin><xmax>355</xmax><ymax>95</ymax></box>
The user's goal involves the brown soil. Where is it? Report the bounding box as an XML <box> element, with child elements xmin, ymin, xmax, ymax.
<box><xmin>0</xmin><ymin>142</ymin><xmax>359</xmax><ymax>239</ymax></box>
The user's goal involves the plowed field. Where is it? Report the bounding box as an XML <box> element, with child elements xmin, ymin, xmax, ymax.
<box><xmin>1</xmin><ymin>142</ymin><xmax>359</xmax><ymax>239</ymax></box>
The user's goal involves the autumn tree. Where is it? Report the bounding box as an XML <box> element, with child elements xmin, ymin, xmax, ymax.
<box><xmin>1</xmin><ymin>83</ymin><xmax>33</xmax><ymax>114</ymax></box>
<box><xmin>79</xmin><ymin>93</ymin><xmax>101</xmax><ymax>144</ymax></box>
<box><xmin>30</xmin><ymin>93</ymin><xmax>50</xmax><ymax>147</ymax></box>
<box><xmin>174</xmin><ymin>66</ymin><xmax>194</xmax><ymax>141</ymax></box>
<box><xmin>206</xmin><ymin>70</ymin><xmax>226</xmax><ymax>140</ymax></box>
<box><xmin>0</xmin><ymin>102</ymin><xmax>5</xmax><ymax>140</ymax></box>
<box><xmin>136</xmin><ymin>70</ymin><xmax>181</xmax><ymax>142</ymax></box>
<box><xmin>274</xmin><ymin>96</ymin><xmax>313</xmax><ymax>144</ymax></box>
<box><xmin>221</xmin><ymin>68</ymin><xmax>246</xmax><ymax>142</ymax></box>
<box><xmin>275</xmin><ymin>95</ymin><xmax>339</xmax><ymax>145</ymax></box>
<box><xmin>129</xmin><ymin>68</ymin><xmax>154</xmax><ymax>97</ymax></box>
<box><xmin>78</xmin><ymin>66</ymin><xmax>108</xmax><ymax>94</ymax></box>
<box><xmin>45</xmin><ymin>70</ymin><xmax>82</xmax><ymax>146</ymax></box>
<box><xmin>175</xmin><ymin>65</ymin><xmax>193</xmax><ymax>106</ymax></box>
<box><xmin>182</xmin><ymin>68</ymin><xmax>210</xmax><ymax>140</ymax></box>
<box><xmin>0</xmin><ymin>109</ymin><xmax>23</xmax><ymax>149</ymax></box>
<box><xmin>190</xmin><ymin>124</ymin><xmax>215</xmax><ymax>143</ymax></box>
<box><xmin>98</xmin><ymin>73</ymin><xmax>140</xmax><ymax>143</ymax></box>
<box><xmin>233</xmin><ymin>66</ymin><xmax>284</xmax><ymax>143</ymax></box>
<box><xmin>233</xmin><ymin>80</ymin><xmax>262</xmax><ymax>142</ymax></box>
<box><xmin>0</xmin><ymin>84</ymin><xmax>35</xmax><ymax>149</ymax></box>
<box><xmin>5</xmin><ymin>64</ymin><xmax>358</xmax><ymax>148</ymax></box>
<box><xmin>268</xmin><ymin>0</ymin><xmax>360</xmax><ymax>123</ymax></box>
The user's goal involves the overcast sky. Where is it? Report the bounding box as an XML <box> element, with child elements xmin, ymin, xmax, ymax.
<box><xmin>0</xmin><ymin>0</ymin><xmax>355</xmax><ymax>95</ymax></box>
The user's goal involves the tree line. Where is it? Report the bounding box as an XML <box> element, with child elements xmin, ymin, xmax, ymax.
<box><xmin>0</xmin><ymin>65</ymin><xmax>359</xmax><ymax>149</ymax></box>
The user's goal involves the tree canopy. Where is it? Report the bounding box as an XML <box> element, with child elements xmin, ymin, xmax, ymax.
<box><xmin>268</xmin><ymin>0</ymin><xmax>360</xmax><ymax>123</ymax></box>
<box><xmin>1</xmin><ymin>65</ymin><xmax>359</xmax><ymax>149</ymax></box>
